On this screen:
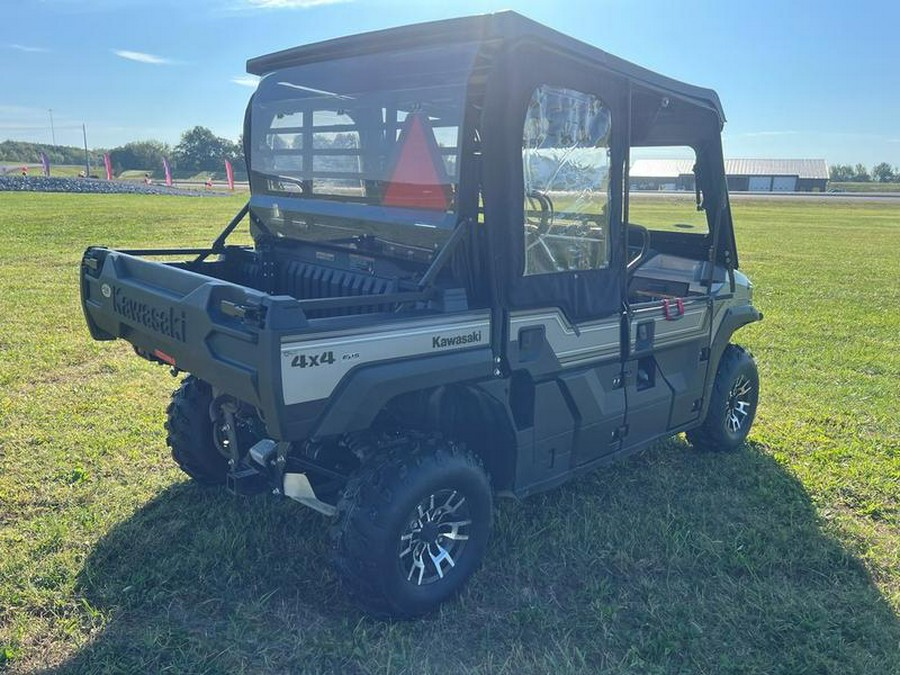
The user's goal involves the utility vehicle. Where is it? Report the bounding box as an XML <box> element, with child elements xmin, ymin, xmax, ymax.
<box><xmin>80</xmin><ymin>12</ymin><xmax>761</xmax><ymax>617</ymax></box>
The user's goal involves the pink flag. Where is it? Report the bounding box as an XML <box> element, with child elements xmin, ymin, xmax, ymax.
<box><xmin>225</xmin><ymin>159</ymin><xmax>235</xmax><ymax>191</ymax></box>
<box><xmin>163</xmin><ymin>158</ymin><xmax>173</xmax><ymax>187</ymax></box>
<box><xmin>40</xmin><ymin>152</ymin><xmax>50</xmax><ymax>177</ymax></box>
<box><xmin>103</xmin><ymin>153</ymin><xmax>113</xmax><ymax>180</ymax></box>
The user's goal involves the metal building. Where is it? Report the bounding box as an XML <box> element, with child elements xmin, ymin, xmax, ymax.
<box><xmin>630</xmin><ymin>158</ymin><xmax>829</xmax><ymax>192</ymax></box>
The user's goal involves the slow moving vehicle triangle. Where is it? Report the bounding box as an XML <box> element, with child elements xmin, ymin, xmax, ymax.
<box><xmin>382</xmin><ymin>112</ymin><xmax>451</xmax><ymax>211</ymax></box>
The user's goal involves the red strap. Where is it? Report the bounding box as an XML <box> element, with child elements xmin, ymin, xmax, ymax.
<box><xmin>663</xmin><ymin>298</ymin><xmax>685</xmax><ymax>320</ymax></box>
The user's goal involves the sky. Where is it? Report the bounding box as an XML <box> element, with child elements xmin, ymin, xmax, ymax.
<box><xmin>2</xmin><ymin>0</ymin><xmax>899</xmax><ymax>166</ymax></box>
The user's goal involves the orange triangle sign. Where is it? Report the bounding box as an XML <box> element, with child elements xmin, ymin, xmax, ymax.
<box><xmin>382</xmin><ymin>113</ymin><xmax>451</xmax><ymax>211</ymax></box>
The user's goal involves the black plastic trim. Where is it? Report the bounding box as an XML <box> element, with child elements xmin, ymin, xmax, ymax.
<box><xmin>311</xmin><ymin>348</ymin><xmax>494</xmax><ymax>437</ymax></box>
<box><xmin>698</xmin><ymin>303</ymin><xmax>761</xmax><ymax>419</ymax></box>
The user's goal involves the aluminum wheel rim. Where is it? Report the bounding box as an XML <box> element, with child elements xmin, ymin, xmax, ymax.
<box><xmin>398</xmin><ymin>489</ymin><xmax>472</xmax><ymax>586</ymax></box>
<box><xmin>725</xmin><ymin>374</ymin><xmax>753</xmax><ymax>434</ymax></box>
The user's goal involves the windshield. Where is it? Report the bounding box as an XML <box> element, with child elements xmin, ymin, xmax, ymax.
<box><xmin>249</xmin><ymin>43</ymin><xmax>478</xmax><ymax>253</ymax></box>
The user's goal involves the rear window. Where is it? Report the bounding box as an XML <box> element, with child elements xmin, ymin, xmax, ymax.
<box><xmin>250</xmin><ymin>43</ymin><xmax>477</xmax><ymax>213</ymax></box>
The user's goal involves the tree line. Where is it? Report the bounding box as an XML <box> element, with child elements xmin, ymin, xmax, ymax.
<box><xmin>106</xmin><ymin>127</ymin><xmax>245</xmax><ymax>176</ymax></box>
<box><xmin>0</xmin><ymin>140</ymin><xmax>101</xmax><ymax>166</ymax></box>
<box><xmin>0</xmin><ymin>126</ymin><xmax>245</xmax><ymax>177</ymax></box>
<box><xmin>829</xmin><ymin>162</ymin><xmax>899</xmax><ymax>183</ymax></box>
<box><xmin>5</xmin><ymin>135</ymin><xmax>898</xmax><ymax>184</ymax></box>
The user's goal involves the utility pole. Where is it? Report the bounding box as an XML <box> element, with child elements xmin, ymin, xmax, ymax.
<box><xmin>82</xmin><ymin>123</ymin><xmax>90</xmax><ymax>177</ymax></box>
<box><xmin>48</xmin><ymin>109</ymin><xmax>56</xmax><ymax>145</ymax></box>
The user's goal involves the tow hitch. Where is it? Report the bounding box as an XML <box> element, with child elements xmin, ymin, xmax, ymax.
<box><xmin>227</xmin><ymin>439</ymin><xmax>337</xmax><ymax>516</ymax></box>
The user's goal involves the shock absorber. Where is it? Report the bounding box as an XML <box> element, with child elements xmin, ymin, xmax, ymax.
<box><xmin>210</xmin><ymin>395</ymin><xmax>243</xmax><ymax>468</ymax></box>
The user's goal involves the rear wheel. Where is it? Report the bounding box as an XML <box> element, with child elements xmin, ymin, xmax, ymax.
<box><xmin>331</xmin><ymin>434</ymin><xmax>492</xmax><ymax>618</ymax></box>
<box><xmin>687</xmin><ymin>344</ymin><xmax>759</xmax><ymax>452</ymax></box>
<box><xmin>165</xmin><ymin>376</ymin><xmax>229</xmax><ymax>485</ymax></box>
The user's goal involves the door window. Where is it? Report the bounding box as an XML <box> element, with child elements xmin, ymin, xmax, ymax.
<box><xmin>627</xmin><ymin>147</ymin><xmax>710</xmax><ymax>234</ymax></box>
<box><xmin>522</xmin><ymin>85</ymin><xmax>612</xmax><ymax>276</ymax></box>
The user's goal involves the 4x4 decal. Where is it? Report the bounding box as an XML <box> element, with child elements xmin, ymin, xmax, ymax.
<box><xmin>291</xmin><ymin>351</ymin><xmax>336</xmax><ymax>369</ymax></box>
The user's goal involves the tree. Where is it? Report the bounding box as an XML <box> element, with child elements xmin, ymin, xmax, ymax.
<box><xmin>0</xmin><ymin>140</ymin><xmax>104</xmax><ymax>166</ymax></box>
<box><xmin>231</xmin><ymin>133</ymin><xmax>246</xmax><ymax>168</ymax></box>
<box><xmin>173</xmin><ymin>126</ymin><xmax>237</xmax><ymax>173</ymax></box>
<box><xmin>108</xmin><ymin>140</ymin><xmax>171</xmax><ymax>174</ymax></box>
<box><xmin>853</xmin><ymin>163</ymin><xmax>870</xmax><ymax>182</ymax></box>
<box><xmin>829</xmin><ymin>164</ymin><xmax>854</xmax><ymax>181</ymax></box>
<box><xmin>871</xmin><ymin>162</ymin><xmax>895</xmax><ymax>183</ymax></box>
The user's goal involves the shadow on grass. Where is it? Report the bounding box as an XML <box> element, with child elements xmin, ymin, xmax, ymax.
<box><xmin>53</xmin><ymin>441</ymin><xmax>899</xmax><ymax>674</ymax></box>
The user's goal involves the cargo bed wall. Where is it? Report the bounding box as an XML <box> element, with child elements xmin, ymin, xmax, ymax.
<box><xmin>81</xmin><ymin>248</ymin><xmax>300</xmax><ymax>419</ymax></box>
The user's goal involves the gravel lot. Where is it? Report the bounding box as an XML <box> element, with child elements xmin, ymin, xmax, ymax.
<box><xmin>0</xmin><ymin>175</ymin><xmax>222</xmax><ymax>196</ymax></box>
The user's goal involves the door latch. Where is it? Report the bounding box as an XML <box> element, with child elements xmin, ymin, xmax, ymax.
<box><xmin>221</xmin><ymin>299</ymin><xmax>265</xmax><ymax>325</ymax></box>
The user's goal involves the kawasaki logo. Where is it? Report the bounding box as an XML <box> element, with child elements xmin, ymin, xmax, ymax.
<box><xmin>432</xmin><ymin>330</ymin><xmax>482</xmax><ymax>350</ymax></box>
<box><xmin>112</xmin><ymin>286</ymin><xmax>186</xmax><ymax>342</ymax></box>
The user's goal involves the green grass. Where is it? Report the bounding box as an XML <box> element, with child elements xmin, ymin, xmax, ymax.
<box><xmin>0</xmin><ymin>193</ymin><xmax>897</xmax><ymax>674</ymax></box>
<box><xmin>1</xmin><ymin>165</ymin><xmax>91</xmax><ymax>178</ymax></box>
<box><xmin>629</xmin><ymin>193</ymin><xmax>710</xmax><ymax>232</ymax></box>
<box><xmin>46</xmin><ymin>165</ymin><xmax>91</xmax><ymax>178</ymax></box>
<box><xmin>830</xmin><ymin>181</ymin><xmax>900</xmax><ymax>193</ymax></box>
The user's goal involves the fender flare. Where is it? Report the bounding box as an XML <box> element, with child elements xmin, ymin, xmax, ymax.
<box><xmin>700</xmin><ymin>303</ymin><xmax>762</xmax><ymax>418</ymax></box>
<box><xmin>311</xmin><ymin>347</ymin><xmax>495</xmax><ymax>437</ymax></box>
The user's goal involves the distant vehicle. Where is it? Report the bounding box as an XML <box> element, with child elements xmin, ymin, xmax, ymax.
<box><xmin>80</xmin><ymin>12</ymin><xmax>761</xmax><ymax>618</ymax></box>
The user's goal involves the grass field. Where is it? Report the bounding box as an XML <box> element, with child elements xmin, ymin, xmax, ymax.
<box><xmin>830</xmin><ymin>181</ymin><xmax>900</xmax><ymax>193</ymax></box>
<box><xmin>0</xmin><ymin>193</ymin><xmax>897</xmax><ymax>674</ymax></box>
<box><xmin>0</xmin><ymin>165</ymin><xmax>88</xmax><ymax>178</ymax></box>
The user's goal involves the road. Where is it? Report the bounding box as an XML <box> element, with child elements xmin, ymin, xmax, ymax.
<box><xmin>635</xmin><ymin>190</ymin><xmax>900</xmax><ymax>205</ymax></box>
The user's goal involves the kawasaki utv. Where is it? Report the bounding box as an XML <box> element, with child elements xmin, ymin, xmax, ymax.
<box><xmin>80</xmin><ymin>11</ymin><xmax>761</xmax><ymax>617</ymax></box>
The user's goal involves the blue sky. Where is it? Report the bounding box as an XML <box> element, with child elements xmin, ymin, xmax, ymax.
<box><xmin>2</xmin><ymin>0</ymin><xmax>898</xmax><ymax>166</ymax></box>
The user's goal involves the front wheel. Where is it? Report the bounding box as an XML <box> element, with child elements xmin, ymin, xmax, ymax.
<box><xmin>331</xmin><ymin>435</ymin><xmax>492</xmax><ymax>618</ymax></box>
<box><xmin>687</xmin><ymin>344</ymin><xmax>759</xmax><ymax>451</ymax></box>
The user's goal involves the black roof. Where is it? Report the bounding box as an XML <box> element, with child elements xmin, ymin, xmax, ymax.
<box><xmin>246</xmin><ymin>11</ymin><xmax>725</xmax><ymax>123</ymax></box>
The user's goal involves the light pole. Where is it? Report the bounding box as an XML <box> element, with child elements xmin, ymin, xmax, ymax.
<box><xmin>82</xmin><ymin>124</ymin><xmax>90</xmax><ymax>177</ymax></box>
<box><xmin>48</xmin><ymin>109</ymin><xmax>56</xmax><ymax>145</ymax></box>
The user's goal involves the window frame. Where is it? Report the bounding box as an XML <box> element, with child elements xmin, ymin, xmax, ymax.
<box><xmin>625</xmin><ymin>145</ymin><xmax>712</xmax><ymax>236</ymax></box>
<box><xmin>521</xmin><ymin>84</ymin><xmax>614</xmax><ymax>278</ymax></box>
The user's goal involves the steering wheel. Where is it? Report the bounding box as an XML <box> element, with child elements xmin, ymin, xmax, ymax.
<box><xmin>525</xmin><ymin>190</ymin><xmax>560</xmax><ymax>271</ymax></box>
<box><xmin>626</xmin><ymin>222</ymin><xmax>650</xmax><ymax>274</ymax></box>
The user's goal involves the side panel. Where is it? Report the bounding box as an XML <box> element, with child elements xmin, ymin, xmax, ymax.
<box><xmin>507</xmin><ymin>310</ymin><xmax>626</xmax><ymax>488</ymax></box>
<box><xmin>280</xmin><ymin>313</ymin><xmax>491</xmax><ymax>406</ymax></box>
<box><xmin>624</xmin><ymin>297</ymin><xmax>711</xmax><ymax>448</ymax></box>
<box><xmin>558</xmin><ymin>362</ymin><xmax>627</xmax><ymax>465</ymax></box>
<box><xmin>280</xmin><ymin>311</ymin><xmax>494</xmax><ymax>439</ymax></box>
<box><xmin>510</xmin><ymin>311</ymin><xmax>620</xmax><ymax>369</ymax></box>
